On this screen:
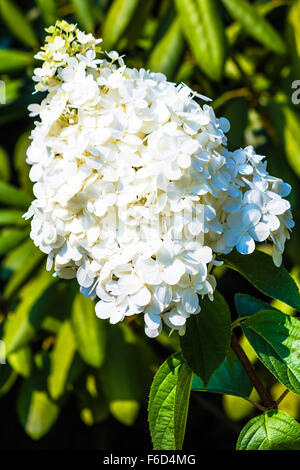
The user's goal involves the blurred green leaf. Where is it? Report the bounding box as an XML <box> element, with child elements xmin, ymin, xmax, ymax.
<box><xmin>221</xmin><ymin>250</ymin><xmax>300</xmax><ymax>311</ymax></box>
<box><xmin>268</xmin><ymin>100</ymin><xmax>300</xmax><ymax>180</ymax></box>
<box><xmin>71</xmin><ymin>0</ymin><xmax>95</xmax><ymax>33</ymax></box>
<box><xmin>180</xmin><ymin>290</ymin><xmax>231</xmax><ymax>386</ymax></box>
<box><xmin>0</xmin><ymin>180</ymin><xmax>32</xmax><ymax>209</ymax></box>
<box><xmin>35</xmin><ymin>0</ymin><xmax>58</xmax><ymax>26</ymax></box>
<box><xmin>99</xmin><ymin>323</ymin><xmax>148</xmax><ymax>425</ymax></box>
<box><xmin>148</xmin><ymin>351</ymin><xmax>192</xmax><ymax>450</ymax></box>
<box><xmin>237</xmin><ymin>410</ymin><xmax>300</xmax><ymax>450</ymax></box>
<box><xmin>8</xmin><ymin>345</ymin><xmax>32</xmax><ymax>378</ymax></box>
<box><xmin>3</xmin><ymin>270</ymin><xmax>54</xmax><ymax>354</ymax></box>
<box><xmin>102</xmin><ymin>0</ymin><xmax>140</xmax><ymax>49</ymax></box>
<box><xmin>48</xmin><ymin>320</ymin><xmax>83</xmax><ymax>400</ymax></box>
<box><xmin>223</xmin><ymin>98</ymin><xmax>249</xmax><ymax>149</ymax></box>
<box><xmin>0</xmin><ymin>0</ymin><xmax>39</xmax><ymax>49</ymax></box>
<box><xmin>71</xmin><ymin>293</ymin><xmax>107</xmax><ymax>368</ymax></box>
<box><xmin>192</xmin><ymin>348</ymin><xmax>253</xmax><ymax>398</ymax></box>
<box><xmin>17</xmin><ymin>353</ymin><xmax>60</xmax><ymax>440</ymax></box>
<box><xmin>0</xmin><ymin>227</ymin><xmax>30</xmax><ymax>256</ymax></box>
<box><xmin>147</xmin><ymin>18</ymin><xmax>184</xmax><ymax>78</ymax></box>
<box><xmin>221</xmin><ymin>0</ymin><xmax>286</xmax><ymax>54</ymax></box>
<box><xmin>0</xmin><ymin>362</ymin><xmax>17</xmax><ymax>397</ymax></box>
<box><xmin>0</xmin><ymin>50</ymin><xmax>34</xmax><ymax>73</ymax></box>
<box><xmin>76</xmin><ymin>373</ymin><xmax>109</xmax><ymax>426</ymax></box>
<box><xmin>14</xmin><ymin>131</ymin><xmax>33</xmax><ymax>194</ymax></box>
<box><xmin>0</xmin><ymin>146</ymin><xmax>10</xmax><ymax>182</ymax></box>
<box><xmin>287</xmin><ymin>0</ymin><xmax>300</xmax><ymax>77</ymax></box>
<box><xmin>175</xmin><ymin>0</ymin><xmax>227</xmax><ymax>81</ymax></box>
<box><xmin>0</xmin><ymin>209</ymin><xmax>28</xmax><ymax>226</ymax></box>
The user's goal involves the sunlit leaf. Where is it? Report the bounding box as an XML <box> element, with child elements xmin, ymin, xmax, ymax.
<box><xmin>237</xmin><ymin>410</ymin><xmax>300</xmax><ymax>450</ymax></box>
<box><xmin>148</xmin><ymin>352</ymin><xmax>192</xmax><ymax>450</ymax></box>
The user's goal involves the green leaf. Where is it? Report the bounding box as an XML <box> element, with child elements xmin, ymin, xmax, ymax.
<box><xmin>221</xmin><ymin>0</ymin><xmax>286</xmax><ymax>54</ymax></box>
<box><xmin>3</xmin><ymin>247</ymin><xmax>44</xmax><ymax>300</ymax></box>
<box><xmin>35</xmin><ymin>0</ymin><xmax>58</xmax><ymax>26</ymax></box>
<box><xmin>0</xmin><ymin>180</ymin><xmax>32</xmax><ymax>209</ymax></box>
<box><xmin>48</xmin><ymin>321</ymin><xmax>83</xmax><ymax>400</ymax></box>
<box><xmin>287</xmin><ymin>0</ymin><xmax>300</xmax><ymax>77</ymax></box>
<box><xmin>0</xmin><ymin>50</ymin><xmax>34</xmax><ymax>73</ymax></box>
<box><xmin>0</xmin><ymin>362</ymin><xmax>17</xmax><ymax>397</ymax></box>
<box><xmin>220</xmin><ymin>250</ymin><xmax>300</xmax><ymax>311</ymax></box>
<box><xmin>180</xmin><ymin>290</ymin><xmax>231</xmax><ymax>385</ymax></box>
<box><xmin>147</xmin><ymin>18</ymin><xmax>184</xmax><ymax>78</ymax></box>
<box><xmin>148</xmin><ymin>352</ymin><xmax>192</xmax><ymax>450</ymax></box>
<box><xmin>71</xmin><ymin>0</ymin><xmax>95</xmax><ymax>33</ymax></box>
<box><xmin>268</xmin><ymin>101</ymin><xmax>300</xmax><ymax>180</ymax></box>
<box><xmin>234</xmin><ymin>293</ymin><xmax>278</xmax><ymax>317</ymax></box>
<box><xmin>175</xmin><ymin>0</ymin><xmax>227</xmax><ymax>81</ymax></box>
<box><xmin>0</xmin><ymin>0</ymin><xmax>39</xmax><ymax>49</ymax></box>
<box><xmin>3</xmin><ymin>270</ymin><xmax>55</xmax><ymax>354</ymax></box>
<box><xmin>0</xmin><ymin>228</ymin><xmax>30</xmax><ymax>256</ymax></box>
<box><xmin>8</xmin><ymin>345</ymin><xmax>32</xmax><ymax>378</ymax></box>
<box><xmin>237</xmin><ymin>410</ymin><xmax>300</xmax><ymax>450</ymax></box>
<box><xmin>102</xmin><ymin>0</ymin><xmax>140</xmax><ymax>49</ymax></box>
<box><xmin>0</xmin><ymin>209</ymin><xmax>28</xmax><ymax>226</ymax></box>
<box><xmin>0</xmin><ymin>146</ymin><xmax>11</xmax><ymax>182</ymax></box>
<box><xmin>223</xmin><ymin>98</ymin><xmax>248</xmax><ymax>149</ymax></box>
<box><xmin>99</xmin><ymin>323</ymin><xmax>149</xmax><ymax>426</ymax></box>
<box><xmin>239</xmin><ymin>309</ymin><xmax>300</xmax><ymax>395</ymax></box>
<box><xmin>17</xmin><ymin>353</ymin><xmax>60</xmax><ymax>440</ymax></box>
<box><xmin>192</xmin><ymin>348</ymin><xmax>253</xmax><ymax>398</ymax></box>
<box><xmin>14</xmin><ymin>131</ymin><xmax>33</xmax><ymax>194</ymax></box>
<box><xmin>76</xmin><ymin>373</ymin><xmax>109</xmax><ymax>426</ymax></box>
<box><xmin>71</xmin><ymin>293</ymin><xmax>107</xmax><ymax>368</ymax></box>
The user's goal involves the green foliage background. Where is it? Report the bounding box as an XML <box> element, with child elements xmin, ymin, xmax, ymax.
<box><xmin>0</xmin><ymin>0</ymin><xmax>300</xmax><ymax>450</ymax></box>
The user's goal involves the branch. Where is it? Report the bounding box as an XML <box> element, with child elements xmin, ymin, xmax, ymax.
<box><xmin>230</xmin><ymin>333</ymin><xmax>276</xmax><ymax>409</ymax></box>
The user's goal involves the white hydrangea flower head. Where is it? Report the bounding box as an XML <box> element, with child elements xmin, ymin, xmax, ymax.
<box><xmin>24</xmin><ymin>21</ymin><xmax>294</xmax><ymax>338</ymax></box>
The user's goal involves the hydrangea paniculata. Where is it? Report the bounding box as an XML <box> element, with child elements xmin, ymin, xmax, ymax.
<box><xmin>24</xmin><ymin>21</ymin><xmax>294</xmax><ymax>337</ymax></box>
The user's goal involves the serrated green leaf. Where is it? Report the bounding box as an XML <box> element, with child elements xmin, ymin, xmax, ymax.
<box><xmin>0</xmin><ymin>0</ymin><xmax>39</xmax><ymax>49</ymax></box>
<box><xmin>17</xmin><ymin>353</ymin><xmax>60</xmax><ymax>440</ymax></box>
<box><xmin>234</xmin><ymin>293</ymin><xmax>278</xmax><ymax>317</ymax></box>
<box><xmin>148</xmin><ymin>352</ymin><xmax>192</xmax><ymax>450</ymax></box>
<box><xmin>147</xmin><ymin>18</ymin><xmax>184</xmax><ymax>78</ymax></box>
<box><xmin>48</xmin><ymin>320</ymin><xmax>83</xmax><ymax>400</ymax></box>
<box><xmin>180</xmin><ymin>290</ymin><xmax>231</xmax><ymax>385</ymax></box>
<box><xmin>175</xmin><ymin>0</ymin><xmax>226</xmax><ymax>81</ymax></box>
<box><xmin>102</xmin><ymin>0</ymin><xmax>141</xmax><ymax>49</ymax></box>
<box><xmin>71</xmin><ymin>0</ymin><xmax>95</xmax><ymax>33</ymax></box>
<box><xmin>237</xmin><ymin>410</ymin><xmax>300</xmax><ymax>450</ymax></box>
<box><xmin>0</xmin><ymin>180</ymin><xmax>32</xmax><ymax>209</ymax></box>
<box><xmin>239</xmin><ymin>309</ymin><xmax>300</xmax><ymax>395</ymax></box>
<box><xmin>221</xmin><ymin>0</ymin><xmax>286</xmax><ymax>54</ymax></box>
<box><xmin>192</xmin><ymin>348</ymin><xmax>253</xmax><ymax>398</ymax></box>
<box><xmin>71</xmin><ymin>293</ymin><xmax>107</xmax><ymax>368</ymax></box>
<box><xmin>220</xmin><ymin>250</ymin><xmax>300</xmax><ymax>311</ymax></box>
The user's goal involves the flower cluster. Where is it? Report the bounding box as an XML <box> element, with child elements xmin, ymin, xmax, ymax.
<box><xmin>25</xmin><ymin>21</ymin><xmax>294</xmax><ymax>337</ymax></box>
